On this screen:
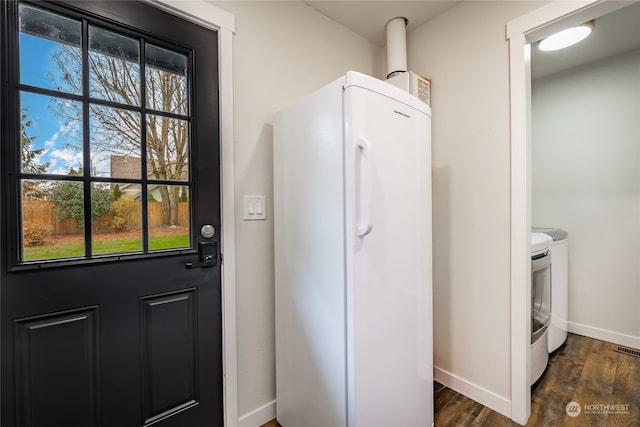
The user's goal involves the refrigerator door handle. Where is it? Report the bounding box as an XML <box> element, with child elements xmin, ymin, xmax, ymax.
<box><xmin>356</xmin><ymin>137</ymin><xmax>373</xmax><ymax>237</ymax></box>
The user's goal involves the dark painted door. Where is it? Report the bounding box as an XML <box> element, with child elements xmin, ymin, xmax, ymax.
<box><xmin>1</xmin><ymin>1</ymin><xmax>222</xmax><ymax>426</ymax></box>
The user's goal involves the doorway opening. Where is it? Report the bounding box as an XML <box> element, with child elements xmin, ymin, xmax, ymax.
<box><xmin>507</xmin><ymin>1</ymin><xmax>633</xmax><ymax>424</ymax></box>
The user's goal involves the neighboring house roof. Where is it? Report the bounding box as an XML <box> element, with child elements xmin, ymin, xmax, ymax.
<box><xmin>110</xmin><ymin>155</ymin><xmax>188</xmax><ymax>181</ymax></box>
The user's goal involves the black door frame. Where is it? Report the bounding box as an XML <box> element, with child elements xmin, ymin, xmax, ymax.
<box><xmin>0</xmin><ymin>0</ymin><xmax>239</xmax><ymax>425</ymax></box>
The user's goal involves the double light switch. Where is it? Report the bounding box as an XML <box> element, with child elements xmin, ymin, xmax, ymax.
<box><xmin>244</xmin><ymin>195</ymin><xmax>266</xmax><ymax>220</ymax></box>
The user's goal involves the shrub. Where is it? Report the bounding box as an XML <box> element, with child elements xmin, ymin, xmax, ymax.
<box><xmin>23</xmin><ymin>220</ymin><xmax>52</xmax><ymax>246</ymax></box>
<box><xmin>49</xmin><ymin>180</ymin><xmax>113</xmax><ymax>226</ymax></box>
<box><xmin>113</xmin><ymin>184</ymin><xmax>122</xmax><ymax>201</ymax></box>
<box><xmin>179</xmin><ymin>186</ymin><xmax>188</xmax><ymax>202</ymax></box>
<box><xmin>109</xmin><ymin>196</ymin><xmax>138</xmax><ymax>232</ymax></box>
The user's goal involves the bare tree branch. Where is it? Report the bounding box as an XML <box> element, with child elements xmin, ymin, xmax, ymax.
<box><xmin>52</xmin><ymin>43</ymin><xmax>189</xmax><ymax>225</ymax></box>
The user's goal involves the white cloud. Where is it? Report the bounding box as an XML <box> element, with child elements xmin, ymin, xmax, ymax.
<box><xmin>59</xmin><ymin>119</ymin><xmax>80</xmax><ymax>135</ymax></box>
<box><xmin>50</xmin><ymin>148</ymin><xmax>82</xmax><ymax>163</ymax></box>
<box><xmin>39</xmin><ymin>118</ymin><xmax>82</xmax><ymax>174</ymax></box>
<box><xmin>49</xmin><ymin>147</ymin><xmax>82</xmax><ymax>174</ymax></box>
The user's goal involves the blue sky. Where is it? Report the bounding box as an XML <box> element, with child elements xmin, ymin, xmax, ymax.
<box><xmin>20</xmin><ymin>28</ymin><xmax>186</xmax><ymax>180</ymax></box>
<box><xmin>20</xmin><ymin>33</ymin><xmax>84</xmax><ymax>175</ymax></box>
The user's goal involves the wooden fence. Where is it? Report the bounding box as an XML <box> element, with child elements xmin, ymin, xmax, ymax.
<box><xmin>22</xmin><ymin>199</ymin><xmax>189</xmax><ymax>235</ymax></box>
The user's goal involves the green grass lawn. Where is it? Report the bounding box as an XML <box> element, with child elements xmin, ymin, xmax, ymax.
<box><xmin>23</xmin><ymin>234</ymin><xmax>190</xmax><ymax>261</ymax></box>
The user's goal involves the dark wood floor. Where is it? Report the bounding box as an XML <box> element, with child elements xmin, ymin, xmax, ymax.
<box><xmin>264</xmin><ymin>333</ymin><xmax>640</xmax><ymax>427</ymax></box>
<box><xmin>435</xmin><ymin>333</ymin><xmax>640</xmax><ymax>426</ymax></box>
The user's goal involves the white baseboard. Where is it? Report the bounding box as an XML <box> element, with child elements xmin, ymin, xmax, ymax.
<box><xmin>567</xmin><ymin>321</ymin><xmax>640</xmax><ymax>349</ymax></box>
<box><xmin>434</xmin><ymin>366</ymin><xmax>511</xmax><ymax>420</ymax></box>
<box><xmin>238</xmin><ymin>400</ymin><xmax>276</xmax><ymax>427</ymax></box>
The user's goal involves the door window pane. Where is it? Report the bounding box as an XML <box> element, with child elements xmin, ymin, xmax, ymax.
<box><xmin>20</xmin><ymin>91</ymin><xmax>83</xmax><ymax>175</ymax></box>
<box><xmin>146</xmin><ymin>115</ymin><xmax>189</xmax><ymax>181</ymax></box>
<box><xmin>22</xmin><ymin>179</ymin><xmax>85</xmax><ymax>261</ymax></box>
<box><xmin>92</xmin><ymin>183</ymin><xmax>142</xmax><ymax>255</ymax></box>
<box><xmin>145</xmin><ymin>44</ymin><xmax>188</xmax><ymax>115</ymax></box>
<box><xmin>89</xmin><ymin>26</ymin><xmax>140</xmax><ymax>106</ymax></box>
<box><xmin>11</xmin><ymin>4</ymin><xmax>195</xmax><ymax>265</ymax></box>
<box><xmin>149</xmin><ymin>184</ymin><xmax>190</xmax><ymax>251</ymax></box>
<box><xmin>19</xmin><ymin>4</ymin><xmax>82</xmax><ymax>94</ymax></box>
<box><xmin>90</xmin><ymin>105</ymin><xmax>141</xmax><ymax>178</ymax></box>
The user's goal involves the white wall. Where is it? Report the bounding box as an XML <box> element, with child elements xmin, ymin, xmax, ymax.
<box><xmin>532</xmin><ymin>49</ymin><xmax>640</xmax><ymax>348</ymax></box>
<box><xmin>406</xmin><ymin>1</ymin><xmax>542</xmax><ymax>415</ymax></box>
<box><xmin>209</xmin><ymin>1</ymin><xmax>381</xmax><ymax>423</ymax></box>
<box><xmin>208</xmin><ymin>0</ymin><xmax>574</xmax><ymax>422</ymax></box>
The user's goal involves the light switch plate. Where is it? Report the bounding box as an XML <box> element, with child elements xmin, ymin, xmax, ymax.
<box><xmin>244</xmin><ymin>195</ymin><xmax>266</xmax><ymax>220</ymax></box>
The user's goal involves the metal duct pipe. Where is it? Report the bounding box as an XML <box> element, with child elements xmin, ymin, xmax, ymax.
<box><xmin>386</xmin><ymin>17</ymin><xmax>408</xmax><ymax>78</ymax></box>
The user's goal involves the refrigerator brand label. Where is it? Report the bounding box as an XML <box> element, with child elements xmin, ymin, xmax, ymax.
<box><xmin>394</xmin><ymin>109</ymin><xmax>411</xmax><ymax>119</ymax></box>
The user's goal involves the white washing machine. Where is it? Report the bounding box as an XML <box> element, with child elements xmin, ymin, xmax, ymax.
<box><xmin>530</xmin><ymin>233</ymin><xmax>552</xmax><ymax>385</ymax></box>
<box><xmin>533</xmin><ymin>227</ymin><xmax>569</xmax><ymax>353</ymax></box>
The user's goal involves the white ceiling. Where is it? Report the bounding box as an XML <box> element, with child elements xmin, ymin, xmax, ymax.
<box><xmin>303</xmin><ymin>1</ymin><xmax>461</xmax><ymax>47</ymax></box>
<box><xmin>302</xmin><ymin>1</ymin><xmax>640</xmax><ymax>80</ymax></box>
<box><xmin>532</xmin><ymin>1</ymin><xmax>640</xmax><ymax>80</ymax></box>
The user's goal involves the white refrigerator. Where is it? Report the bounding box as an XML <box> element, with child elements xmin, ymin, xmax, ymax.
<box><xmin>273</xmin><ymin>71</ymin><xmax>433</xmax><ymax>427</ymax></box>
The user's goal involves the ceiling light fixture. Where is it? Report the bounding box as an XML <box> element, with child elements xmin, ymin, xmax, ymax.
<box><xmin>538</xmin><ymin>20</ymin><xmax>594</xmax><ymax>52</ymax></box>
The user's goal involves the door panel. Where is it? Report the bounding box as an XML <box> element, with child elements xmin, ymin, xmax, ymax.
<box><xmin>140</xmin><ymin>289</ymin><xmax>198</xmax><ymax>425</ymax></box>
<box><xmin>14</xmin><ymin>307</ymin><xmax>100</xmax><ymax>427</ymax></box>
<box><xmin>1</xmin><ymin>2</ymin><xmax>221</xmax><ymax>426</ymax></box>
